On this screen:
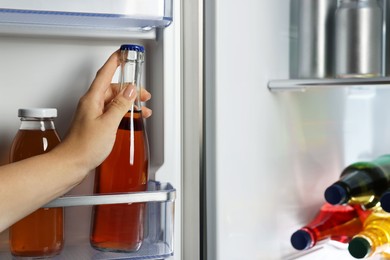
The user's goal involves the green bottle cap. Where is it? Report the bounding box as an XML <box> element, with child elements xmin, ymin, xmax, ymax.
<box><xmin>348</xmin><ymin>237</ymin><xmax>371</xmax><ymax>259</ymax></box>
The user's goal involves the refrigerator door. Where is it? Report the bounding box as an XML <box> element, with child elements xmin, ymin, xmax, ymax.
<box><xmin>204</xmin><ymin>0</ymin><xmax>389</xmax><ymax>259</ymax></box>
<box><xmin>0</xmin><ymin>0</ymin><xmax>183</xmax><ymax>259</ymax></box>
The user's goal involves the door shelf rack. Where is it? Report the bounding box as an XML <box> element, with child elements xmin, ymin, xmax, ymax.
<box><xmin>0</xmin><ymin>181</ymin><xmax>176</xmax><ymax>260</ymax></box>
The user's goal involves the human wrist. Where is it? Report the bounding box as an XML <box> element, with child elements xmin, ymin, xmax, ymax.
<box><xmin>50</xmin><ymin>139</ymin><xmax>92</xmax><ymax>182</ymax></box>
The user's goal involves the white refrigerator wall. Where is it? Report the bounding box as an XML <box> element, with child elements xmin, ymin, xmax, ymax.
<box><xmin>0</xmin><ymin>16</ymin><xmax>182</xmax><ymax>259</ymax></box>
<box><xmin>205</xmin><ymin>0</ymin><xmax>390</xmax><ymax>259</ymax></box>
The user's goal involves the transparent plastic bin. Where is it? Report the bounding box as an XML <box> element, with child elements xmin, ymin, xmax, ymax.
<box><xmin>0</xmin><ymin>181</ymin><xmax>175</xmax><ymax>260</ymax></box>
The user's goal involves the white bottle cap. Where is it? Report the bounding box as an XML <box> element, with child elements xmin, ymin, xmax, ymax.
<box><xmin>18</xmin><ymin>108</ymin><xmax>58</xmax><ymax>118</ymax></box>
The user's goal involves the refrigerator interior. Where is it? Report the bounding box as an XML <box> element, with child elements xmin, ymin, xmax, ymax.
<box><xmin>205</xmin><ymin>0</ymin><xmax>390</xmax><ymax>259</ymax></box>
<box><xmin>0</xmin><ymin>1</ymin><xmax>182</xmax><ymax>258</ymax></box>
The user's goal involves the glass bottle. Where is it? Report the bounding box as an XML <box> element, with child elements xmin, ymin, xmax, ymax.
<box><xmin>9</xmin><ymin>108</ymin><xmax>64</xmax><ymax>257</ymax></box>
<box><xmin>90</xmin><ymin>44</ymin><xmax>149</xmax><ymax>252</ymax></box>
<box><xmin>324</xmin><ymin>155</ymin><xmax>390</xmax><ymax>208</ymax></box>
<box><xmin>348</xmin><ymin>209</ymin><xmax>390</xmax><ymax>258</ymax></box>
<box><xmin>290</xmin><ymin>203</ymin><xmax>369</xmax><ymax>250</ymax></box>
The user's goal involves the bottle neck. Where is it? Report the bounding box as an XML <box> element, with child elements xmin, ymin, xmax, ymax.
<box><xmin>119</xmin><ymin>111</ymin><xmax>144</xmax><ymax>131</ymax></box>
<box><xmin>119</xmin><ymin>49</ymin><xmax>144</xmax><ymax>112</ymax></box>
<box><xmin>19</xmin><ymin>117</ymin><xmax>56</xmax><ymax>131</ymax></box>
<box><xmin>354</xmin><ymin>212</ymin><xmax>390</xmax><ymax>255</ymax></box>
<box><xmin>121</xmin><ymin>83</ymin><xmax>142</xmax><ymax>112</ymax></box>
<box><xmin>336</xmin><ymin>168</ymin><xmax>386</xmax><ymax>207</ymax></box>
<box><xmin>353</xmin><ymin>231</ymin><xmax>386</xmax><ymax>257</ymax></box>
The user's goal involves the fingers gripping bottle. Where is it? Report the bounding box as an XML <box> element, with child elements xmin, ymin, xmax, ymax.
<box><xmin>290</xmin><ymin>203</ymin><xmax>369</xmax><ymax>250</ymax></box>
<box><xmin>90</xmin><ymin>44</ymin><xmax>149</xmax><ymax>252</ymax></box>
<box><xmin>324</xmin><ymin>155</ymin><xmax>390</xmax><ymax>209</ymax></box>
<box><xmin>9</xmin><ymin>108</ymin><xmax>64</xmax><ymax>257</ymax></box>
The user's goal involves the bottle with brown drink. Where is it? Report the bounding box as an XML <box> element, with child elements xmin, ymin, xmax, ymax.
<box><xmin>90</xmin><ymin>44</ymin><xmax>149</xmax><ymax>252</ymax></box>
<box><xmin>9</xmin><ymin>108</ymin><xmax>64</xmax><ymax>257</ymax></box>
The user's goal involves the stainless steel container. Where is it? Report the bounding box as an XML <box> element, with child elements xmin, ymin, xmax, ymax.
<box><xmin>384</xmin><ymin>0</ymin><xmax>390</xmax><ymax>76</ymax></box>
<box><xmin>297</xmin><ymin>0</ymin><xmax>337</xmax><ymax>79</ymax></box>
<box><xmin>335</xmin><ymin>0</ymin><xmax>383</xmax><ymax>78</ymax></box>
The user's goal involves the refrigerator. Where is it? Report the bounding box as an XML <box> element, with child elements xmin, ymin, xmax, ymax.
<box><xmin>0</xmin><ymin>0</ymin><xmax>187</xmax><ymax>259</ymax></box>
<box><xmin>0</xmin><ymin>0</ymin><xmax>388</xmax><ymax>259</ymax></box>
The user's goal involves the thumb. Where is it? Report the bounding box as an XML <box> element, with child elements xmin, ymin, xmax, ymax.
<box><xmin>101</xmin><ymin>84</ymin><xmax>137</xmax><ymax>124</ymax></box>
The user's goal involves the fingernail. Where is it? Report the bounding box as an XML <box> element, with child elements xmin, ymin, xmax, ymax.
<box><xmin>145</xmin><ymin>91</ymin><xmax>152</xmax><ymax>101</ymax></box>
<box><xmin>144</xmin><ymin>108</ymin><xmax>152</xmax><ymax>118</ymax></box>
<box><xmin>123</xmin><ymin>85</ymin><xmax>136</xmax><ymax>100</ymax></box>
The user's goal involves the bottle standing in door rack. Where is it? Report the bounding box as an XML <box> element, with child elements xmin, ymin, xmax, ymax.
<box><xmin>90</xmin><ymin>44</ymin><xmax>149</xmax><ymax>252</ymax></box>
<box><xmin>290</xmin><ymin>203</ymin><xmax>369</xmax><ymax>250</ymax></box>
<box><xmin>9</xmin><ymin>108</ymin><xmax>63</xmax><ymax>257</ymax></box>
<box><xmin>324</xmin><ymin>155</ymin><xmax>390</xmax><ymax>208</ymax></box>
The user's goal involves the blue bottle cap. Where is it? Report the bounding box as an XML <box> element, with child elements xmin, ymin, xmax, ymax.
<box><xmin>324</xmin><ymin>184</ymin><xmax>348</xmax><ymax>205</ymax></box>
<box><xmin>290</xmin><ymin>230</ymin><xmax>312</xmax><ymax>250</ymax></box>
<box><xmin>120</xmin><ymin>44</ymin><xmax>145</xmax><ymax>53</ymax></box>
<box><xmin>380</xmin><ymin>192</ymin><xmax>390</xmax><ymax>212</ymax></box>
<box><xmin>348</xmin><ymin>237</ymin><xmax>371</xmax><ymax>259</ymax></box>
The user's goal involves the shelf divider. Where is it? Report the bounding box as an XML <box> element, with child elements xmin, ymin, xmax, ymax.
<box><xmin>44</xmin><ymin>182</ymin><xmax>176</xmax><ymax>208</ymax></box>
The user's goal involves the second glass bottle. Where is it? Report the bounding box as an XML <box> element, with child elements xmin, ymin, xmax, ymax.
<box><xmin>9</xmin><ymin>108</ymin><xmax>64</xmax><ymax>257</ymax></box>
<box><xmin>90</xmin><ymin>44</ymin><xmax>149</xmax><ymax>252</ymax></box>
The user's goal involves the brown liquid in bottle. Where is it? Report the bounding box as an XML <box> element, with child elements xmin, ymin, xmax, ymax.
<box><xmin>9</xmin><ymin>129</ymin><xmax>64</xmax><ymax>257</ymax></box>
<box><xmin>90</xmin><ymin>110</ymin><xmax>149</xmax><ymax>252</ymax></box>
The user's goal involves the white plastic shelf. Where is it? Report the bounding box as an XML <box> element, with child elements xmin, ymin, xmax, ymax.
<box><xmin>0</xmin><ymin>181</ymin><xmax>175</xmax><ymax>260</ymax></box>
<box><xmin>0</xmin><ymin>0</ymin><xmax>173</xmax><ymax>38</ymax></box>
<box><xmin>268</xmin><ymin>77</ymin><xmax>390</xmax><ymax>92</ymax></box>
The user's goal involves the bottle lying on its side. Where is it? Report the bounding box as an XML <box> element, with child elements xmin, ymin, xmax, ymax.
<box><xmin>348</xmin><ymin>208</ymin><xmax>390</xmax><ymax>259</ymax></box>
<box><xmin>290</xmin><ymin>203</ymin><xmax>371</xmax><ymax>251</ymax></box>
<box><xmin>324</xmin><ymin>155</ymin><xmax>390</xmax><ymax>209</ymax></box>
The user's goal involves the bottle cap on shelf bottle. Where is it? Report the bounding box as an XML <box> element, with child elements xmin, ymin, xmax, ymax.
<box><xmin>18</xmin><ymin>108</ymin><xmax>57</xmax><ymax>118</ymax></box>
<box><xmin>324</xmin><ymin>183</ymin><xmax>348</xmax><ymax>205</ymax></box>
<box><xmin>290</xmin><ymin>229</ymin><xmax>312</xmax><ymax>250</ymax></box>
<box><xmin>348</xmin><ymin>237</ymin><xmax>372</xmax><ymax>259</ymax></box>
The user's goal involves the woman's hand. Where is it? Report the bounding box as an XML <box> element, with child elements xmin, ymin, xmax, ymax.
<box><xmin>0</xmin><ymin>49</ymin><xmax>153</xmax><ymax>231</ymax></box>
<box><xmin>55</xmin><ymin>49</ymin><xmax>152</xmax><ymax>172</ymax></box>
